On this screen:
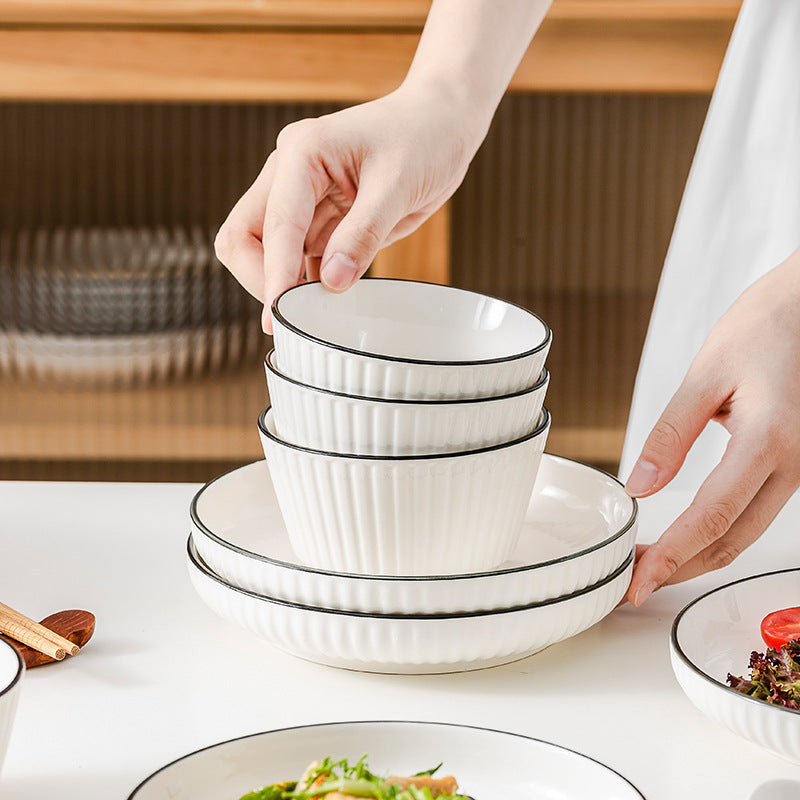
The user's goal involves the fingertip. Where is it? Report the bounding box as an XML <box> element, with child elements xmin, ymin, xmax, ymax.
<box><xmin>320</xmin><ymin>253</ymin><xmax>360</xmax><ymax>292</ymax></box>
<box><xmin>630</xmin><ymin>580</ymin><xmax>659</xmax><ymax>607</ymax></box>
<box><xmin>625</xmin><ymin>459</ymin><xmax>660</xmax><ymax>498</ymax></box>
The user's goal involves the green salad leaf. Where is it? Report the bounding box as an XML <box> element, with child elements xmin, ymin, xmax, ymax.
<box><xmin>238</xmin><ymin>756</ymin><xmax>471</xmax><ymax>800</ymax></box>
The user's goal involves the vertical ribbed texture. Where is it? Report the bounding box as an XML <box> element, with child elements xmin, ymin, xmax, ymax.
<box><xmin>0</xmin><ymin>96</ymin><xmax>708</xmax><ymax>478</ymax></box>
<box><xmin>0</xmin><ymin>102</ymin><xmax>341</xmax><ymax>230</ymax></box>
<box><xmin>0</xmin><ymin>103</ymin><xmax>345</xmax><ymax>389</ymax></box>
<box><xmin>259</xmin><ymin>412</ymin><xmax>549</xmax><ymax>576</ymax></box>
<box><xmin>452</xmin><ymin>93</ymin><xmax>710</xmax><ymax>457</ymax></box>
<box><xmin>188</xmin><ymin>540</ymin><xmax>633</xmax><ymax>673</ymax></box>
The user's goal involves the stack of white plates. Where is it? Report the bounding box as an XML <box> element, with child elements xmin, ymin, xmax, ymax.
<box><xmin>187</xmin><ymin>455</ymin><xmax>636</xmax><ymax>674</ymax></box>
<box><xmin>0</xmin><ymin>227</ymin><xmax>261</xmax><ymax>386</ymax></box>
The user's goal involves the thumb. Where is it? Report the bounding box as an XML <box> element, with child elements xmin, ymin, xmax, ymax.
<box><xmin>626</xmin><ymin>369</ymin><xmax>724</xmax><ymax>497</ymax></box>
<box><xmin>320</xmin><ymin>180</ymin><xmax>405</xmax><ymax>292</ymax></box>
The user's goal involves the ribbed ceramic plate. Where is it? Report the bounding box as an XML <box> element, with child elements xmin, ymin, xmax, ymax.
<box><xmin>187</xmin><ymin>538</ymin><xmax>633</xmax><ymax>674</ymax></box>
<box><xmin>127</xmin><ymin>721</ymin><xmax>645</xmax><ymax>800</ymax></box>
<box><xmin>190</xmin><ymin>454</ymin><xmax>637</xmax><ymax>613</ymax></box>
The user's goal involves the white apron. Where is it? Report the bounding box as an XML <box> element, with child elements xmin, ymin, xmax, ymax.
<box><xmin>619</xmin><ymin>0</ymin><xmax>800</xmax><ymax>491</ymax></box>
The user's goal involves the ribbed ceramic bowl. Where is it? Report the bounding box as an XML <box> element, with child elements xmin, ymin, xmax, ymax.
<box><xmin>270</xmin><ymin>279</ymin><xmax>551</xmax><ymax>400</ymax></box>
<box><xmin>671</xmin><ymin>568</ymin><xmax>800</xmax><ymax>764</ymax></box>
<box><xmin>190</xmin><ymin>455</ymin><xmax>637</xmax><ymax>613</ymax></box>
<box><xmin>265</xmin><ymin>349</ymin><xmax>548</xmax><ymax>456</ymax></box>
<box><xmin>258</xmin><ymin>405</ymin><xmax>550</xmax><ymax>576</ymax></box>
<box><xmin>0</xmin><ymin>637</ymin><xmax>24</xmax><ymax>778</ymax></box>
<box><xmin>187</xmin><ymin>538</ymin><xmax>634</xmax><ymax>674</ymax></box>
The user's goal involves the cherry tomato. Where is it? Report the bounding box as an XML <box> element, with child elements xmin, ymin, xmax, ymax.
<box><xmin>761</xmin><ymin>607</ymin><xmax>800</xmax><ymax>649</ymax></box>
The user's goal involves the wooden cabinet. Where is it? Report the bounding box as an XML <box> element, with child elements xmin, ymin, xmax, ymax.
<box><xmin>0</xmin><ymin>1</ymin><xmax>739</xmax><ymax>480</ymax></box>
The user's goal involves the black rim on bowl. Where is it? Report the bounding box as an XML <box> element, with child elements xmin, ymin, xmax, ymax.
<box><xmin>670</xmin><ymin>567</ymin><xmax>800</xmax><ymax>718</ymax></box>
<box><xmin>271</xmin><ymin>278</ymin><xmax>552</xmax><ymax>367</ymax></box>
<box><xmin>0</xmin><ymin>637</ymin><xmax>24</xmax><ymax>701</ymax></box>
<box><xmin>258</xmin><ymin>405</ymin><xmax>550</xmax><ymax>462</ymax></box>
<box><xmin>264</xmin><ymin>348</ymin><xmax>550</xmax><ymax>406</ymax></box>
<box><xmin>187</xmin><ymin>537</ymin><xmax>634</xmax><ymax>620</ymax></box>
<box><xmin>189</xmin><ymin>454</ymin><xmax>637</xmax><ymax>582</ymax></box>
<box><xmin>126</xmin><ymin>720</ymin><xmax>646</xmax><ymax>800</ymax></box>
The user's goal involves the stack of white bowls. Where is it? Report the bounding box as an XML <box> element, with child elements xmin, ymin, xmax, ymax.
<box><xmin>186</xmin><ymin>279</ymin><xmax>637</xmax><ymax>673</ymax></box>
<box><xmin>262</xmin><ymin>279</ymin><xmax>552</xmax><ymax>577</ymax></box>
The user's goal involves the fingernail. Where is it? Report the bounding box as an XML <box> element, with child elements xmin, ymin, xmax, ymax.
<box><xmin>626</xmin><ymin>460</ymin><xmax>659</xmax><ymax>497</ymax></box>
<box><xmin>321</xmin><ymin>253</ymin><xmax>358</xmax><ymax>291</ymax></box>
<box><xmin>261</xmin><ymin>307</ymin><xmax>272</xmax><ymax>335</ymax></box>
<box><xmin>633</xmin><ymin>580</ymin><xmax>659</xmax><ymax>607</ymax></box>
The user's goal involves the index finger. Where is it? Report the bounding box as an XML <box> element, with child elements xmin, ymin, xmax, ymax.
<box><xmin>261</xmin><ymin>159</ymin><xmax>319</xmax><ymax>332</ymax></box>
<box><xmin>628</xmin><ymin>434</ymin><xmax>772</xmax><ymax>604</ymax></box>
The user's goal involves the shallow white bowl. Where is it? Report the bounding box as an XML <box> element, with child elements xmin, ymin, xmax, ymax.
<box><xmin>265</xmin><ymin>348</ymin><xmax>548</xmax><ymax>456</ymax></box>
<box><xmin>0</xmin><ymin>637</ymin><xmax>24</xmax><ymax>778</ymax></box>
<box><xmin>671</xmin><ymin>568</ymin><xmax>800</xmax><ymax>764</ymax></box>
<box><xmin>258</xmin><ymin>405</ymin><xmax>550</xmax><ymax>576</ymax></box>
<box><xmin>271</xmin><ymin>279</ymin><xmax>551</xmax><ymax>400</ymax></box>
<box><xmin>191</xmin><ymin>455</ymin><xmax>637</xmax><ymax>613</ymax></box>
<box><xmin>127</xmin><ymin>720</ymin><xmax>645</xmax><ymax>800</ymax></box>
<box><xmin>187</xmin><ymin>538</ymin><xmax>633</xmax><ymax>674</ymax></box>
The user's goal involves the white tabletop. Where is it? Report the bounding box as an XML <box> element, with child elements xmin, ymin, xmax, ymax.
<box><xmin>1</xmin><ymin>473</ymin><xmax>799</xmax><ymax>799</ymax></box>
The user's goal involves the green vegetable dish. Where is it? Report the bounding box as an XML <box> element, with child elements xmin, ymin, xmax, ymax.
<box><xmin>239</xmin><ymin>756</ymin><xmax>473</xmax><ymax>800</ymax></box>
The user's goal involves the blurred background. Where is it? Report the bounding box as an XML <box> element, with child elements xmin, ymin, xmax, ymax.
<box><xmin>0</xmin><ymin>0</ymin><xmax>739</xmax><ymax>482</ymax></box>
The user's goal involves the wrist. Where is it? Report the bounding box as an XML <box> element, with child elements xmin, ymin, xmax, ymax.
<box><xmin>393</xmin><ymin>76</ymin><xmax>492</xmax><ymax>157</ymax></box>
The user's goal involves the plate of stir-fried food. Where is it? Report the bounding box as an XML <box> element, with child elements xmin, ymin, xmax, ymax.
<box><xmin>238</xmin><ymin>756</ymin><xmax>469</xmax><ymax>799</ymax></box>
<box><xmin>127</xmin><ymin>721</ymin><xmax>645</xmax><ymax>800</ymax></box>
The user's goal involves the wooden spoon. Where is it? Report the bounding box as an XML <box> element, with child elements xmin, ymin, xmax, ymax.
<box><xmin>1</xmin><ymin>610</ymin><xmax>95</xmax><ymax>668</ymax></box>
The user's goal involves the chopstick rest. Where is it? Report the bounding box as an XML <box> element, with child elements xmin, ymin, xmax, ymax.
<box><xmin>0</xmin><ymin>601</ymin><xmax>82</xmax><ymax>661</ymax></box>
<box><xmin>1</xmin><ymin>610</ymin><xmax>95</xmax><ymax>668</ymax></box>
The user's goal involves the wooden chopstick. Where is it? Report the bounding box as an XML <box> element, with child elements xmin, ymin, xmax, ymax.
<box><xmin>0</xmin><ymin>601</ymin><xmax>80</xmax><ymax>659</ymax></box>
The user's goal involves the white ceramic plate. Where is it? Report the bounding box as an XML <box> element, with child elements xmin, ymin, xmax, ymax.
<box><xmin>187</xmin><ymin>539</ymin><xmax>633</xmax><ymax>674</ymax></box>
<box><xmin>191</xmin><ymin>455</ymin><xmax>637</xmax><ymax>613</ymax></box>
<box><xmin>671</xmin><ymin>568</ymin><xmax>800</xmax><ymax>764</ymax></box>
<box><xmin>0</xmin><ymin>637</ymin><xmax>24</xmax><ymax>778</ymax></box>
<box><xmin>127</xmin><ymin>720</ymin><xmax>645</xmax><ymax>800</ymax></box>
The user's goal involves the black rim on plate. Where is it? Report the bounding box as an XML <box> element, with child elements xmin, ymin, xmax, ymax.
<box><xmin>670</xmin><ymin>566</ymin><xmax>800</xmax><ymax>718</ymax></box>
<box><xmin>189</xmin><ymin>454</ymin><xmax>637</xmax><ymax>582</ymax></box>
<box><xmin>126</xmin><ymin>719</ymin><xmax>646</xmax><ymax>799</ymax></box>
<box><xmin>264</xmin><ymin>348</ymin><xmax>550</xmax><ymax>406</ymax></box>
<box><xmin>258</xmin><ymin>405</ymin><xmax>550</xmax><ymax>462</ymax></box>
<box><xmin>187</xmin><ymin>537</ymin><xmax>634</xmax><ymax>620</ymax></box>
<box><xmin>271</xmin><ymin>278</ymin><xmax>552</xmax><ymax>367</ymax></box>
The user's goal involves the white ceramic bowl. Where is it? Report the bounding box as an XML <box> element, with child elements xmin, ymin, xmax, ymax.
<box><xmin>671</xmin><ymin>568</ymin><xmax>800</xmax><ymax>764</ymax></box>
<box><xmin>258</xmin><ymin>405</ymin><xmax>551</xmax><ymax>576</ymax></box>
<box><xmin>127</xmin><ymin>720</ymin><xmax>645</xmax><ymax>800</ymax></box>
<box><xmin>265</xmin><ymin>348</ymin><xmax>548</xmax><ymax>456</ymax></box>
<box><xmin>187</xmin><ymin>538</ymin><xmax>633</xmax><ymax>674</ymax></box>
<box><xmin>271</xmin><ymin>279</ymin><xmax>551</xmax><ymax>400</ymax></box>
<box><xmin>190</xmin><ymin>455</ymin><xmax>637</xmax><ymax>613</ymax></box>
<box><xmin>0</xmin><ymin>637</ymin><xmax>24</xmax><ymax>778</ymax></box>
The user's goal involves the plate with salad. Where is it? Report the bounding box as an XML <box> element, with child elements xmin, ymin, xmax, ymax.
<box><xmin>126</xmin><ymin>721</ymin><xmax>645</xmax><ymax>800</ymax></box>
<box><xmin>671</xmin><ymin>567</ymin><xmax>800</xmax><ymax>764</ymax></box>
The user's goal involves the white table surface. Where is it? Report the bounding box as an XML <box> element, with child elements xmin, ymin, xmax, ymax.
<box><xmin>1</xmin><ymin>471</ymin><xmax>799</xmax><ymax>799</ymax></box>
